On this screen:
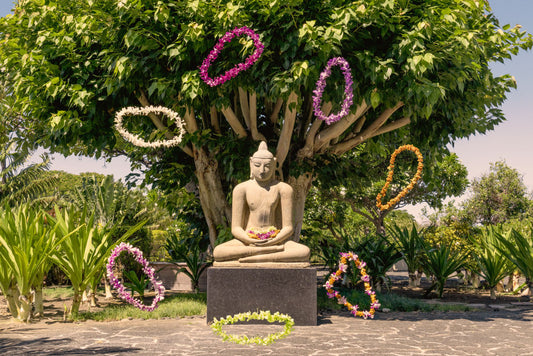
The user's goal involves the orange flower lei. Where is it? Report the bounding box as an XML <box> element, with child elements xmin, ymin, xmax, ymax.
<box><xmin>324</xmin><ymin>252</ymin><xmax>380</xmax><ymax>319</ymax></box>
<box><xmin>376</xmin><ymin>144</ymin><xmax>423</xmax><ymax>211</ymax></box>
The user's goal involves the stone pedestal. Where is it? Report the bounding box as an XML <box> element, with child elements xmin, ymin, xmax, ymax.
<box><xmin>207</xmin><ymin>267</ymin><xmax>317</xmax><ymax>326</ymax></box>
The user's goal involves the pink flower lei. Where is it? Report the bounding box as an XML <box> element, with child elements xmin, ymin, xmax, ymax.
<box><xmin>107</xmin><ymin>242</ymin><xmax>165</xmax><ymax>312</ymax></box>
<box><xmin>312</xmin><ymin>57</ymin><xmax>354</xmax><ymax>125</ymax></box>
<box><xmin>199</xmin><ymin>26</ymin><xmax>264</xmax><ymax>87</ymax></box>
<box><xmin>323</xmin><ymin>252</ymin><xmax>380</xmax><ymax>319</ymax></box>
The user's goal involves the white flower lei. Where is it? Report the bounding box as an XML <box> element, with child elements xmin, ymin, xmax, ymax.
<box><xmin>211</xmin><ymin>310</ymin><xmax>294</xmax><ymax>345</ymax></box>
<box><xmin>114</xmin><ymin>106</ymin><xmax>185</xmax><ymax>148</ymax></box>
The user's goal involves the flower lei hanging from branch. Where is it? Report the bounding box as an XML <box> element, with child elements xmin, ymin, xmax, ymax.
<box><xmin>247</xmin><ymin>226</ymin><xmax>280</xmax><ymax>240</ymax></box>
<box><xmin>107</xmin><ymin>242</ymin><xmax>165</xmax><ymax>312</ymax></box>
<box><xmin>376</xmin><ymin>144</ymin><xmax>424</xmax><ymax>211</ymax></box>
<box><xmin>199</xmin><ymin>26</ymin><xmax>264</xmax><ymax>87</ymax></box>
<box><xmin>211</xmin><ymin>310</ymin><xmax>294</xmax><ymax>345</ymax></box>
<box><xmin>324</xmin><ymin>252</ymin><xmax>380</xmax><ymax>319</ymax></box>
<box><xmin>114</xmin><ymin>106</ymin><xmax>185</xmax><ymax>148</ymax></box>
<box><xmin>312</xmin><ymin>57</ymin><xmax>354</xmax><ymax>125</ymax></box>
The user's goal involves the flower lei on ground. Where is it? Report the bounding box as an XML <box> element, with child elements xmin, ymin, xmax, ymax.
<box><xmin>376</xmin><ymin>144</ymin><xmax>424</xmax><ymax>211</ymax></box>
<box><xmin>312</xmin><ymin>57</ymin><xmax>354</xmax><ymax>125</ymax></box>
<box><xmin>247</xmin><ymin>226</ymin><xmax>280</xmax><ymax>240</ymax></box>
<box><xmin>114</xmin><ymin>106</ymin><xmax>185</xmax><ymax>148</ymax></box>
<box><xmin>107</xmin><ymin>242</ymin><xmax>165</xmax><ymax>312</ymax></box>
<box><xmin>324</xmin><ymin>252</ymin><xmax>380</xmax><ymax>319</ymax></box>
<box><xmin>211</xmin><ymin>311</ymin><xmax>294</xmax><ymax>345</ymax></box>
<box><xmin>199</xmin><ymin>26</ymin><xmax>264</xmax><ymax>87</ymax></box>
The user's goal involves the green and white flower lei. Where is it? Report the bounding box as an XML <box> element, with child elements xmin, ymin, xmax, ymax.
<box><xmin>211</xmin><ymin>310</ymin><xmax>294</xmax><ymax>345</ymax></box>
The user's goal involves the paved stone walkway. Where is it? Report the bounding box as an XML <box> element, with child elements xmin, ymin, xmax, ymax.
<box><xmin>1</xmin><ymin>307</ymin><xmax>533</xmax><ymax>355</ymax></box>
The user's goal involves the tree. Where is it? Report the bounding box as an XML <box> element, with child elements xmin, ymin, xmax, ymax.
<box><xmin>311</xmin><ymin>146</ymin><xmax>468</xmax><ymax>233</ymax></box>
<box><xmin>464</xmin><ymin>161</ymin><xmax>532</xmax><ymax>225</ymax></box>
<box><xmin>1</xmin><ymin>0</ymin><xmax>531</xmax><ymax>246</ymax></box>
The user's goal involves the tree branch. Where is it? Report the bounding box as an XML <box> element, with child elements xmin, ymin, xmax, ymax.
<box><xmin>221</xmin><ymin>106</ymin><xmax>248</xmax><ymax>138</ymax></box>
<box><xmin>275</xmin><ymin>91</ymin><xmax>298</xmax><ymax>173</ymax></box>
<box><xmin>248</xmin><ymin>91</ymin><xmax>266</xmax><ymax>142</ymax></box>
<box><xmin>314</xmin><ymin>100</ymin><xmax>369</xmax><ymax>153</ymax></box>
<box><xmin>210</xmin><ymin>106</ymin><xmax>221</xmax><ymax>134</ymax></box>
<box><xmin>295</xmin><ymin>102</ymin><xmax>330</xmax><ymax>160</ymax></box>
<box><xmin>270</xmin><ymin>97</ymin><xmax>283</xmax><ymax>125</ymax></box>
<box><xmin>329</xmin><ymin>114</ymin><xmax>409</xmax><ymax>156</ymax></box>
<box><xmin>136</xmin><ymin>89</ymin><xmax>193</xmax><ymax>157</ymax></box>
<box><xmin>238</xmin><ymin>87</ymin><xmax>251</xmax><ymax>129</ymax></box>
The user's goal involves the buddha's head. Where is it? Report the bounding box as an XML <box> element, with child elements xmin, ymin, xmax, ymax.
<box><xmin>250</xmin><ymin>141</ymin><xmax>276</xmax><ymax>182</ymax></box>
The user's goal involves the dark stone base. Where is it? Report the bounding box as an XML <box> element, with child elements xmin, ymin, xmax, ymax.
<box><xmin>207</xmin><ymin>267</ymin><xmax>317</xmax><ymax>326</ymax></box>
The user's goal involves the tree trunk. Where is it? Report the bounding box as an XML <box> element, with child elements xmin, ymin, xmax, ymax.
<box><xmin>33</xmin><ymin>286</ymin><xmax>44</xmax><ymax>318</ymax></box>
<box><xmin>288</xmin><ymin>174</ymin><xmax>314</xmax><ymax>242</ymax></box>
<box><xmin>194</xmin><ymin>147</ymin><xmax>231</xmax><ymax>248</ymax></box>
<box><xmin>490</xmin><ymin>287</ymin><xmax>497</xmax><ymax>300</ymax></box>
<box><xmin>105</xmin><ymin>278</ymin><xmax>113</xmax><ymax>298</ymax></box>
<box><xmin>70</xmin><ymin>289</ymin><xmax>83</xmax><ymax>319</ymax></box>
<box><xmin>6</xmin><ymin>285</ymin><xmax>20</xmax><ymax>319</ymax></box>
<box><xmin>17</xmin><ymin>294</ymin><xmax>32</xmax><ymax>322</ymax></box>
<box><xmin>408</xmin><ymin>271</ymin><xmax>418</xmax><ymax>288</ymax></box>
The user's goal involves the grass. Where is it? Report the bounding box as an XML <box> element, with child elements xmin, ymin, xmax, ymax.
<box><xmin>43</xmin><ymin>286</ymin><xmax>75</xmax><ymax>299</ymax></box>
<box><xmin>76</xmin><ymin>293</ymin><xmax>207</xmax><ymax>321</ymax></box>
<box><xmin>41</xmin><ymin>286</ymin><xmax>473</xmax><ymax>322</ymax></box>
<box><xmin>317</xmin><ymin>288</ymin><xmax>474</xmax><ymax>313</ymax></box>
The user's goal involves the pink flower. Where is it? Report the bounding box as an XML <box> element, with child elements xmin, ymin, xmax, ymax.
<box><xmin>199</xmin><ymin>26</ymin><xmax>264</xmax><ymax>87</ymax></box>
<box><xmin>361</xmin><ymin>274</ymin><xmax>370</xmax><ymax>282</ymax></box>
<box><xmin>107</xmin><ymin>242</ymin><xmax>165</xmax><ymax>312</ymax></box>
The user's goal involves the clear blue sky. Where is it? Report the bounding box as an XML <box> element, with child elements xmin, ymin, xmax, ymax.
<box><xmin>1</xmin><ymin>1</ymin><xmax>532</xmax><ymax>205</ymax></box>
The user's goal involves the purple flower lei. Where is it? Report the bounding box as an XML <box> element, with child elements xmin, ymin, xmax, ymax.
<box><xmin>107</xmin><ymin>242</ymin><xmax>166</xmax><ymax>312</ymax></box>
<box><xmin>312</xmin><ymin>57</ymin><xmax>354</xmax><ymax>125</ymax></box>
<box><xmin>199</xmin><ymin>26</ymin><xmax>264</xmax><ymax>87</ymax></box>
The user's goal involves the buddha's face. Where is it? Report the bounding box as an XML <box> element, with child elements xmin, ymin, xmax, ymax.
<box><xmin>250</xmin><ymin>157</ymin><xmax>275</xmax><ymax>182</ymax></box>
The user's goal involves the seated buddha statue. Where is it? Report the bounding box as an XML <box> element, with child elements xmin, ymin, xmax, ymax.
<box><xmin>213</xmin><ymin>141</ymin><xmax>310</xmax><ymax>267</ymax></box>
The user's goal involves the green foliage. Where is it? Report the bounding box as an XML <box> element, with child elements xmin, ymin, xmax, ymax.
<box><xmin>421</xmin><ymin>244</ymin><xmax>469</xmax><ymax>298</ymax></box>
<box><xmin>0</xmin><ymin>0</ymin><xmax>530</xmax><ymax>245</ymax></box>
<box><xmin>123</xmin><ymin>269</ymin><xmax>149</xmax><ymax>300</ymax></box>
<box><xmin>472</xmin><ymin>227</ymin><xmax>515</xmax><ymax>294</ymax></box>
<box><xmin>493</xmin><ymin>225</ymin><xmax>533</xmax><ymax>290</ymax></box>
<box><xmin>50</xmin><ymin>206</ymin><xmax>146</xmax><ymax>318</ymax></box>
<box><xmin>355</xmin><ymin>234</ymin><xmax>402</xmax><ymax>290</ymax></box>
<box><xmin>78</xmin><ymin>293</ymin><xmax>207</xmax><ymax>321</ymax></box>
<box><xmin>0</xmin><ymin>204</ymin><xmax>65</xmax><ymax>321</ymax></box>
<box><xmin>0</xmin><ymin>142</ymin><xmax>57</xmax><ymax>206</ymax></box>
<box><xmin>463</xmin><ymin>161</ymin><xmax>532</xmax><ymax>225</ymax></box>
<box><xmin>388</xmin><ymin>223</ymin><xmax>425</xmax><ymax>276</ymax></box>
<box><xmin>317</xmin><ymin>288</ymin><xmax>472</xmax><ymax>313</ymax></box>
<box><xmin>166</xmin><ymin>229</ymin><xmax>211</xmax><ymax>293</ymax></box>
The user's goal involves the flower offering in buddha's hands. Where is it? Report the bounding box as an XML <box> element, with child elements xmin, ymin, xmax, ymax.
<box><xmin>247</xmin><ymin>226</ymin><xmax>280</xmax><ymax>240</ymax></box>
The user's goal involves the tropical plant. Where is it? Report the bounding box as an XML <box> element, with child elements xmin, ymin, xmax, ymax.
<box><xmin>421</xmin><ymin>244</ymin><xmax>469</xmax><ymax>298</ymax></box>
<box><xmin>354</xmin><ymin>234</ymin><xmax>402</xmax><ymax>291</ymax></box>
<box><xmin>472</xmin><ymin>227</ymin><xmax>515</xmax><ymax>299</ymax></box>
<box><xmin>0</xmin><ymin>140</ymin><xmax>57</xmax><ymax>207</ymax></box>
<box><xmin>122</xmin><ymin>270</ymin><xmax>149</xmax><ymax>300</ymax></box>
<box><xmin>166</xmin><ymin>232</ymin><xmax>211</xmax><ymax>293</ymax></box>
<box><xmin>50</xmin><ymin>206</ymin><xmax>146</xmax><ymax>318</ymax></box>
<box><xmin>0</xmin><ymin>204</ymin><xmax>65</xmax><ymax>321</ymax></box>
<box><xmin>1</xmin><ymin>1</ymin><xmax>530</xmax><ymax>248</ymax></box>
<box><xmin>388</xmin><ymin>223</ymin><xmax>425</xmax><ymax>288</ymax></box>
<box><xmin>493</xmin><ymin>226</ymin><xmax>533</xmax><ymax>297</ymax></box>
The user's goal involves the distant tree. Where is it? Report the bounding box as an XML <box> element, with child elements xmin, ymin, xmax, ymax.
<box><xmin>312</xmin><ymin>146</ymin><xmax>468</xmax><ymax>233</ymax></box>
<box><xmin>464</xmin><ymin>161</ymin><xmax>532</xmax><ymax>225</ymax></box>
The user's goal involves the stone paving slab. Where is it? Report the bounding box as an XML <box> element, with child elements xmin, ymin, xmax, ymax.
<box><xmin>1</xmin><ymin>309</ymin><xmax>533</xmax><ymax>355</ymax></box>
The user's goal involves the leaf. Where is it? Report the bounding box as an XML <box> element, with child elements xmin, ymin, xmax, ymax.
<box><xmin>370</xmin><ymin>91</ymin><xmax>381</xmax><ymax>108</ymax></box>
